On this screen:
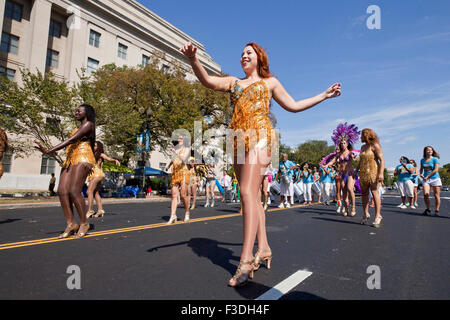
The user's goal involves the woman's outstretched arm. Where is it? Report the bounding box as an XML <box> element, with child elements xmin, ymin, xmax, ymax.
<box><xmin>271</xmin><ymin>78</ymin><xmax>341</xmax><ymax>113</ymax></box>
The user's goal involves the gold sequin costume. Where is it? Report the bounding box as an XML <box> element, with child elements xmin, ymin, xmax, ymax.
<box><xmin>170</xmin><ymin>156</ymin><xmax>190</xmax><ymax>187</ymax></box>
<box><xmin>359</xmin><ymin>147</ymin><xmax>378</xmax><ymax>185</ymax></box>
<box><xmin>61</xmin><ymin>129</ymin><xmax>96</xmax><ymax>169</ymax></box>
<box><xmin>88</xmin><ymin>161</ymin><xmax>105</xmax><ymax>181</ymax></box>
<box><xmin>189</xmin><ymin>167</ymin><xmax>199</xmax><ymax>186</ymax></box>
<box><xmin>229</xmin><ymin>80</ymin><xmax>273</xmax><ymax>152</ymax></box>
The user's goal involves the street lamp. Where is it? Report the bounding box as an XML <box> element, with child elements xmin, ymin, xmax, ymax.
<box><xmin>136</xmin><ymin>120</ymin><xmax>150</xmax><ymax>198</ymax></box>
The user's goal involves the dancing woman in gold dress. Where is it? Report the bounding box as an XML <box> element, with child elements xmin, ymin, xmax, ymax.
<box><xmin>35</xmin><ymin>104</ymin><xmax>96</xmax><ymax>238</ymax></box>
<box><xmin>181</xmin><ymin>41</ymin><xmax>341</xmax><ymax>287</ymax></box>
<box><xmin>355</xmin><ymin>129</ymin><xmax>385</xmax><ymax>227</ymax></box>
<box><xmin>86</xmin><ymin>141</ymin><xmax>120</xmax><ymax>218</ymax></box>
<box><xmin>165</xmin><ymin>135</ymin><xmax>191</xmax><ymax>224</ymax></box>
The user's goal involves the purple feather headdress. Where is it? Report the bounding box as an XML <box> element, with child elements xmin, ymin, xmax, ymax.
<box><xmin>332</xmin><ymin>122</ymin><xmax>361</xmax><ymax>145</ymax></box>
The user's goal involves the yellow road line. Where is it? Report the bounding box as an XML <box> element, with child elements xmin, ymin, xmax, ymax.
<box><xmin>0</xmin><ymin>203</ymin><xmax>314</xmax><ymax>251</ymax></box>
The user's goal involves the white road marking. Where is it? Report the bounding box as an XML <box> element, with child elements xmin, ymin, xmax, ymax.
<box><xmin>255</xmin><ymin>269</ymin><xmax>313</xmax><ymax>300</ymax></box>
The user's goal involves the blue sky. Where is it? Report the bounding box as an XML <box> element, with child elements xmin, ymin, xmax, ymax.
<box><xmin>138</xmin><ymin>0</ymin><xmax>450</xmax><ymax>169</ymax></box>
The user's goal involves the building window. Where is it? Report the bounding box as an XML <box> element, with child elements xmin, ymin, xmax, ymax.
<box><xmin>1</xmin><ymin>151</ymin><xmax>13</xmax><ymax>173</ymax></box>
<box><xmin>159</xmin><ymin>163</ymin><xmax>166</xmax><ymax>171</ymax></box>
<box><xmin>162</xmin><ymin>64</ymin><xmax>169</xmax><ymax>73</ymax></box>
<box><xmin>40</xmin><ymin>155</ymin><xmax>56</xmax><ymax>174</ymax></box>
<box><xmin>0</xmin><ymin>66</ymin><xmax>15</xmax><ymax>81</ymax></box>
<box><xmin>0</xmin><ymin>32</ymin><xmax>19</xmax><ymax>54</ymax></box>
<box><xmin>89</xmin><ymin>30</ymin><xmax>101</xmax><ymax>48</ymax></box>
<box><xmin>87</xmin><ymin>57</ymin><xmax>99</xmax><ymax>74</ymax></box>
<box><xmin>5</xmin><ymin>1</ymin><xmax>22</xmax><ymax>22</ymax></box>
<box><xmin>118</xmin><ymin>43</ymin><xmax>127</xmax><ymax>59</ymax></box>
<box><xmin>49</xmin><ymin>20</ymin><xmax>62</xmax><ymax>38</ymax></box>
<box><xmin>46</xmin><ymin>49</ymin><xmax>59</xmax><ymax>68</ymax></box>
<box><xmin>142</xmin><ymin>54</ymin><xmax>150</xmax><ymax>67</ymax></box>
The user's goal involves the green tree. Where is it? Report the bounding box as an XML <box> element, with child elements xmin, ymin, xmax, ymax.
<box><xmin>0</xmin><ymin>69</ymin><xmax>79</xmax><ymax>163</ymax></box>
<box><xmin>293</xmin><ymin>140</ymin><xmax>335</xmax><ymax>168</ymax></box>
<box><xmin>80</xmin><ymin>57</ymin><xmax>230</xmax><ymax>165</ymax></box>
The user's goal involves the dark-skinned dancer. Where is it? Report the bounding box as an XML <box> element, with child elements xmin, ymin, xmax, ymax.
<box><xmin>35</xmin><ymin>104</ymin><xmax>96</xmax><ymax>238</ymax></box>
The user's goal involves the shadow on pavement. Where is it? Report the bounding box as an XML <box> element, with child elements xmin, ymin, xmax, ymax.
<box><xmin>0</xmin><ymin>218</ymin><xmax>21</xmax><ymax>225</ymax></box>
<box><xmin>148</xmin><ymin>237</ymin><xmax>242</xmax><ymax>276</ymax></box>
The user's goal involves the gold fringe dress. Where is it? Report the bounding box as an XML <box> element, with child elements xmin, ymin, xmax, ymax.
<box><xmin>359</xmin><ymin>147</ymin><xmax>378</xmax><ymax>186</ymax></box>
<box><xmin>229</xmin><ymin>80</ymin><xmax>274</xmax><ymax>153</ymax></box>
<box><xmin>61</xmin><ymin>129</ymin><xmax>96</xmax><ymax>170</ymax></box>
<box><xmin>88</xmin><ymin>161</ymin><xmax>106</xmax><ymax>182</ymax></box>
<box><xmin>170</xmin><ymin>156</ymin><xmax>190</xmax><ymax>188</ymax></box>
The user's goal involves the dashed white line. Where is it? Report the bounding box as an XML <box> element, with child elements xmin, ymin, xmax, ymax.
<box><xmin>255</xmin><ymin>269</ymin><xmax>313</xmax><ymax>300</ymax></box>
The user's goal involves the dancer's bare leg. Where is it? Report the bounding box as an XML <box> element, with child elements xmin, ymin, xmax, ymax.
<box><xmin>94</xmin><ymin>183</ymin><xmax>103</xmax><ymax>212</ymax></box>
<box><xmin>191</xmin><ymin>184</ymin><xmax>197</xmax><ymax>209</ymax></box>
<box><xmin>87</xmin><ymin>178</ymin><xmax>102</xmax><ymax>213</ymax></box>
<box><xmin>370</xmin><ymin>182</ymin><xmax>382</xmax><ymax>220</ymax></box>
<box><xmin>68</xmin><ymin>163</ymin><xmax>92</xmax><ymax>225</ymax></box>
<box><xmin>433</xmin><ymin>186</ymin><xmax>441</xmax><ymax>212</ymax></box>
<box><xmin>179</xmin><ymin>182</ymin><xmax>190</xmax><ymax>214</ymax></box>
<box><xmin>58</xmin><ymin>167</ymin><xmax>76</xmax><ymax>227</ymax></box>
<box><xmin>234</xmin><ymin>147</ymin><xmax>271</xmax><ymax>263</ymax></box>
<box><xmin>170</xmin><ymin>185</ymin><xmax>179</xmax><ymax>218</ymax></box>
<box><xmin>346</xmin><ymin>176</ymin><xmax>356</xmax><ymax>214</ymax></box>
<box><xmin>361</xmin><ymin>183</ymin><xmax>370</xmax><ymax>218</ymax></box>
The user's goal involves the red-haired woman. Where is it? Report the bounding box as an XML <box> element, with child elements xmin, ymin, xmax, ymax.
<box><xmin>355</xmin><ymin>129</ymin><xmax>385</xmax><ymax>227</ymax></box>
<box><xmin>181</xmin><ymin>42</ymin><xmax>341</xmax><ymax>287</ymax></box>
<box><xmin>86</xmin><ymin>141</ymin><xmax>120</xmax><ymax>218</ymax></box>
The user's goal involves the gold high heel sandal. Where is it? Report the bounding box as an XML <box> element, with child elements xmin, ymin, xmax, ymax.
<box><xmin>86</xmin><ymin>210</ymin><xmax>95</xmax><ymax>219</ymax></box>
<box><xmin>360</xmin><ymin>213</ymin><xmax>370</xmax><ymax>225</ymax></box>
<box><xmin>373</xmin><ymin>216</ymin><xmax>383</xmax><ymax>228</ymax></box>
<box><xmin>75</xmin><ymin>223</ymin><xmax>90</xmax><ymax>238</ymax></box>
<box><xmin>254</xmin><ymin>249</ymin><xmax>273</xmax><ymax>271</ymax></box>
<box><xmin>58</xmin><ymin>223</ymin><xmax>79</xmax><ymax>239</ymax></box>
<box><xmin>167</xmin><ymin>215</ymin><xmax>177</xmax><ymax>225</ymax></box>
<box><xmin>228</xmin><ymin>259</ymin><xmax>255</xmax><ymax>287</ymax></box>
<box><xmin>94</xmin><ymin>209</ymin><xmax>105</xmax><ymax>218</ymax></box>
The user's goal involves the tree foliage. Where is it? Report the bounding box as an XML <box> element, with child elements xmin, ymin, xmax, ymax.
<box><xmin>0</xmin><ymin>70</ymin><xmax>79</xmax><ymax>163</ymax></box>
<box><xmin>1</xmin><ymin>55</ymin><xmax>231</xmax><ymax>166</ymax></box>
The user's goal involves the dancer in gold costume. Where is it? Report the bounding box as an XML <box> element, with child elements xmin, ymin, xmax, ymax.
<box><xmin>0</xmin><ymin>128</ymin><xmax>7</xmax><ymax>179</ymax></box>
<box><xmin>355</xmin><ymin>129</ymin><xmax>385</xmax><ymax>228</ymax></box>
<box><xmin>181</xmin><ymin>41</ymin><xmax>341</xmax><ymax>287</ymax></box>
<box><xmin>86</xmin><ymin>141</ymin><xmax>120</xmax><ymax>218</ymax></box>
<box><xmin>35</xmin><ymin>104</ymin><xmax>96</xmax><ymax>238</ymax></box>
<box><xmin>187</xmin><ymin>157</ymin><xmax>199</xmax><ymax>211</ymax></box>
<box><xmin>165</xmin><ymin>135</ymin><xmax>191</xmax><ymax>224</ymax></box>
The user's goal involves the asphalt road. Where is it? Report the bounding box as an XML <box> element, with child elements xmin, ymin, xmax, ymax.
<box><xmin>0</xmin><ymin>192</ymin><xmax>449</xmax><ymax>300</ymax></box>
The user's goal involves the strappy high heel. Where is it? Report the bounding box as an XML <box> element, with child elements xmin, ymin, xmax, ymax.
<box><xmin>254</xmin><ymin>249</ymin><xmax>273</xmax><ymax>271</ymax></box>
<box><xmin>94</xmin><ymin>209</ymin><xmax>105</xmax><ymax>218</ymax></box>
<box><xmin>58</xmin><ymin>223</ymin><xmax>79</xmax><ymax>239</ymax></box>
<box><xmin>86</xmin><ymin>210</ymin><xmax>95</xmax><ymax>219</ymax></box>
<box><xmin>228</xmin><ymin>259</ymin><xmax>255</xmax><ymax>287</ymax></box>
<box><xmin>167</xmin><ymin>215</ymin><xmax>177</xmax><ymax>225</ymax></box>
<box><xmin>360</xmin><ymin>213</ymin><xmax>370</xmax><ymax>225</ymax></box>
<box><xmin>373</xmin><ymin>216</ymin><xmax>383</xmax><ymax>228</ymax></box>
<box><xmin>75</xmin><ymin>223</ymin><xmax>90</xmax><ymax>238</ymax></box>
<box><xmin>184</xmin><ymin>212</ymin><xmax>190</xmax><ymax>223</ymax></box>
<box><xmin>350</xmin><ymin>205</ymin><xmax>356</xmax><ymax>217</ymax></box>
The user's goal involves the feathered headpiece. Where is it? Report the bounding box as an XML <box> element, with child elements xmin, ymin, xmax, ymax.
<box><xmin>332</xmin><ymin>122</ymin><xmax>360</xmax><ymax>145</ymax></box>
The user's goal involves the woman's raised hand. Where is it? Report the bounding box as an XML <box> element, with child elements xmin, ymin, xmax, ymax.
<box><xmin>324</xmin><ymin>83</ymin><xmax>341</xmax><ymax>99</ymax></box>
<box><xmin>180</xmin><ymin>42</ymin><xmax>197</xmax><ymax>60</ymax></box>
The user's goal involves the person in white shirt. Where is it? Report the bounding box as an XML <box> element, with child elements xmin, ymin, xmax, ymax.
<box><xmin>220</xmin><ymin>170</ymin><xmax>232</xmax><ymax>202</ymax></box>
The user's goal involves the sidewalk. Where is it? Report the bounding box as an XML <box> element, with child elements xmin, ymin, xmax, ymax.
<box><xmin>0</xmin><ymin>195</ymin><xmax>173</xmax><ymax>210</ymax></box>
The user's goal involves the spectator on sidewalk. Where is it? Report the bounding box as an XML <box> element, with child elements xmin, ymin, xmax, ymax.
<box><xmin>49</xmin><ymin>173</ymin><xmax>56</xmax><ymax>196</ymax></box>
